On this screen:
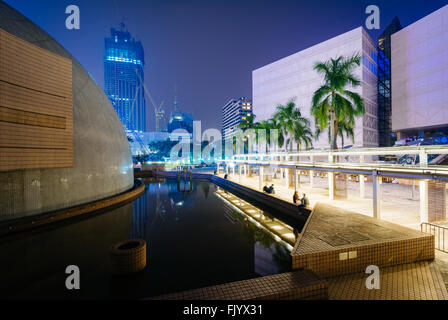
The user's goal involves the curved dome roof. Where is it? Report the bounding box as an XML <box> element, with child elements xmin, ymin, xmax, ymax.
<box><xmin>0</xmin><ymin>1</ymin><xmax>134</xmax><ymax>219</ymax></box>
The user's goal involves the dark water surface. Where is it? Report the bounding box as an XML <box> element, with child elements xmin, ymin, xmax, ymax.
<box><xmin>0</xmin><ymin>178</ymin><xmax>293</xmax><ymax>299</ymax></box>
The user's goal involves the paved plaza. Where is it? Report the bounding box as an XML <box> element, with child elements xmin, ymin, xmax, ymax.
<box><xmin>215</xmin><ymin>170</ymin><xmax>448</xmax><ymax>299</ymax></box>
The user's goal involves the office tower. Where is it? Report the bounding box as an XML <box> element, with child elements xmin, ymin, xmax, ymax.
<box><xmin>222</xmin><ymin>97</ymin><xmax>253</xmax><ymax>140</ymax></box>
<box><xmin>104</xmin><ymin>25</ymin><xmax>146</xmax><ymax>132</ymax></box>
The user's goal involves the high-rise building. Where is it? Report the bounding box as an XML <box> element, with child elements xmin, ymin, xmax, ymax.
<box><xmin>377</xmin><ymin>17</ymin><xmax>402</xmax><ymax>147</ymax></box>
<box><xmin>104</xmin><ymin>25</ymin><xmax>146</xmax><ymax>132</ymax></box>
<box><xmin>253</xmin><ymin>27</ymin><xmax>378</xmax><ymax>149</ymax></box>
<box><xmin>391</xmin><ymin>5</ymin><xmax>448</xmax><ymax>141</ymax></box>
<box><xmin>222</xmin><ymin>97</ymin><xmax>253</xmax><ymax>140</ymax></box>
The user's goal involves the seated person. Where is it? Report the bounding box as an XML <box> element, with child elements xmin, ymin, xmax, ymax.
<box><xmin>301</xmin><ymin>193</ymin><xmax>310</xmax><ymax>207</ymax></box>
<box><xmin>293</xmin><ymin>191</ymin><xmax>299</xmax><ymax>204</ymax></box>
<box><xmin>297</xmin><ymin>194</ymin><xmax>310</xmax><ymax>214</ymax></box>
<box><xmin>263</xmin><ymin>185</ymin><xmax>269</xmax><ymax>193</ymax></box>
<box><xmin>224</xmin><ymin>174</ymin><xmax>228</xmax><ymax>179</ymax></box>
<box><xmin>268</xmin><ymin>184</ymin><xmax>275</xmax><ymax>194</ymax></box>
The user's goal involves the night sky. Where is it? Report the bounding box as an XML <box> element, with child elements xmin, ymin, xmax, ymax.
<box><xmin>4</xmin><ymin>0</ymin><xmax>448</xmax><ymax>131</ymax></box>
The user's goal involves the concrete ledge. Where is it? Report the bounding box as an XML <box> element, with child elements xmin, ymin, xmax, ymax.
<box><xmin>150</xmin><ymin>269</ymin><xmax>328</xmax><ymax>300</ymax></box>
<box><xmin>0</xmin><ymin>179</ymin><xmax>145</xmax><ymax>237</ymax></box>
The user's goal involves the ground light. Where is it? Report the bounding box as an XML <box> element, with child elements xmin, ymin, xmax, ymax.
<box><xmin>214</xmin><ymin>188</ymin><xmax>295</xmax><ymax>250</ymax></box>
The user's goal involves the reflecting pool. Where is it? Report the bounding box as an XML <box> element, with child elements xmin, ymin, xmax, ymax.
<box><xmin>0</xmin><ymin>178</ymin><xmax>298</xmax><ymax>299</ymax></box>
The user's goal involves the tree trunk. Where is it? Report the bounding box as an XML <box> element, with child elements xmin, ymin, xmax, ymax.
<box><xmin>330</xmin><ymin>110</ymin><xmax>338</xmax><ymax>150</ymax></box>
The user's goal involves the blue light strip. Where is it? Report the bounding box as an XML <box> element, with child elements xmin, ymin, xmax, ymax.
<box><xmin>106</xmin><ymin>56</ymin><xmax>142</xmax><ymax>65</ymax></box>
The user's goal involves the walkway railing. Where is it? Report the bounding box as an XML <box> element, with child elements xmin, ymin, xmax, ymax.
<box><xmin>421</xmin><ymin>222</ymin><xmax>448</xmax><ymax>253</ymax></box>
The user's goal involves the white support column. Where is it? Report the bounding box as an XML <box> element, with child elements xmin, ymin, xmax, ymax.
<box><xmin>419</xmin><ymin>150</ymin><xmax>428</xmax><ymax>167</ymax></box>
<box><xmin>359</xmin><ymin>174</ymin><xmax>365</xmax><ymax>198</ymax></box>
<box><xmin>285</xmin><ymin>168</ymin><xmax>290</xmax><ymax>188</ymax></box>
<box><xmin>419</xmin><ymin>180</ymin><xmax>429</xmax><ymax>224</ymax></box>
<box><xmin>238</xmin><ymin>164</ymin><xmax>242</xmax><ymax>183</ymax></box>
<box><xmin>259</xmin><ymin>166</ymin><xmax>264</xmax><ymax>190</ymax></box>
<box><xmin>372</xmin><ymin>171</ymin><xmax>381</xmax><ymax>219</ymax></box>
<box><xmin>294</xmin><ymin>168</ymin><xmax>298</xmax><ymax>191</ymax></box>
<box><xmin>217</xmin><ymin>163</ymin><xmax>220</xmax><ymax>174</ymax></box>
<box><xmin>328</xmin><ymin>154</ymin><xmax>335</xmax><ymax>199</ymax></box>
<box><xmin>309</xmin><ymin>155</ymin><xmax>314</xmax><ymax>188</ymax></box>
<box><xmin>309</xmin><ymin>170</ymin><xmax>314</xmax><ymax>188</ymax></box>
<box><xmin>328</xmin><ymin>172</ymin><xmax>335</xmax><ymax>200</ymax></box>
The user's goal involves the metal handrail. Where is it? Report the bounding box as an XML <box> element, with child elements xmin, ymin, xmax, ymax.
<box><xmin>421</xmin><ymin>222</ymin><xmax>448</xmax><ymax>253</ymax></box>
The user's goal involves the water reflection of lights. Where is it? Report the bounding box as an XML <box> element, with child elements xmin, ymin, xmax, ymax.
<box><xmin>175</xmin><ymin>201</ymin><xmax>184</xmax><ymax>206</ymax></box>
<box><xmin>214</xmin><ymin>189</ymin><xmax>296</xmax><ymax>249</ymax></box>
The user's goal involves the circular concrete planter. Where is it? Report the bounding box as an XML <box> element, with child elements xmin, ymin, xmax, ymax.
<box><xmin>109</xmin><ymin>239</ymin><xmax>147</xmax><ymax>275</ymax></box>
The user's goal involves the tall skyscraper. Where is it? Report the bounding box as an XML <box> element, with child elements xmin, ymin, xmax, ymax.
<box><xmin>104</xmin><ymin>25</ymin><xmax>146</xmax><ymax>132</ymax></box>
<box><xmin>222</xmin><ymin>97</ymin><xmax>253</xmax><ymax>140</ymax></box>
<box><xmin>377</xmin><ymin>17</ymin><xmax>402</xmax><ymax>147</ymax></box>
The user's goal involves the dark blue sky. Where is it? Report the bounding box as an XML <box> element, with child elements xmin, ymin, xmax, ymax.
<box><xmin>4</xmin><ymin>0</ymin><xmax>448</xmax><ymax>130</ymax></box>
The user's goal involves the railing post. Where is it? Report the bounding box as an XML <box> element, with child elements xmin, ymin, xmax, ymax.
<box><xmin>419</xmin><ymin>149</ymin><xmax>428</xmax><ymax>167</ymax></box>
<box><xmin>419</xmin><ymin>180</ymin><xmax>429</xmax><ymax>224</ymax></box>
<box><xmin>359</xmin><ymin>174</ymin><xmax>365</xmax><ymax>198</ymax></box>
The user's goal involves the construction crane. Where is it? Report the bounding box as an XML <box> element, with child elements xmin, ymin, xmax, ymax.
<box><xmin>127</xmin><ymin>84</ymin><xmax>151</xmax><ymax>155</ymax></box>
<box><xmin>134</xmin><ymin>69</ymin><xmax>166</xmax><ymax>132</ymax></box>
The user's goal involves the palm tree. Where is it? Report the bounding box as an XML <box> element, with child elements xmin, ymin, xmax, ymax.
<box><xmin>273</xmin><ymin>99</ymin><xmax>312</xmax><ymax>152</ymax></box>
<box><xmin>315</xmin><ymin>117</ymin><xmax>355</xmax><ymax>149</ymax></box>
<box><xmin>235</xmin><ymin>114</ymin><xmax>256</xmax><ymax>154</ymax></box>
<box><xmin>292</xmin><ymin>118</ymin><xmax>313</xmax><ymax>151</ymax></box>
<box><xmin>254</xmin><ymin>120</ymin><xmax>272</xmax><ymax>154</ymax></box>
<box><xmin>338</xmin><ymin>117</ymin><xmax>355</xmax><ymax>149</ymax></box>
<box><xmin>311</xmin><ymin>54</ymin><xmax>365</xmax><ymax>150</ymax></box>
<box><xmin>237</xmin><ymin>113</ymin><xmax>256</xmax><ymax>130</ymax></box>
